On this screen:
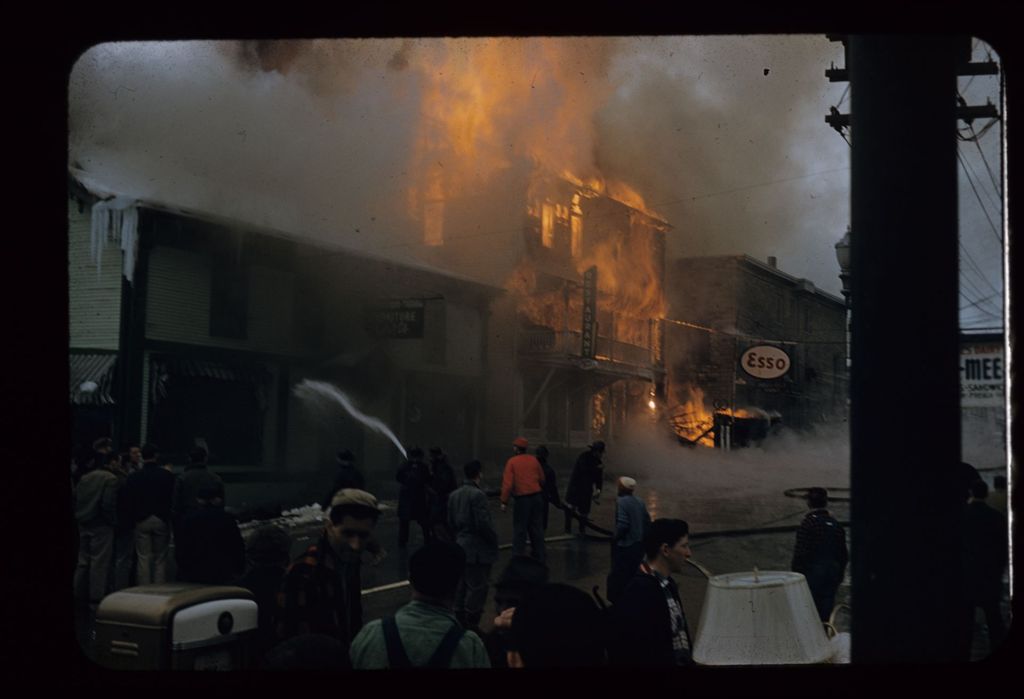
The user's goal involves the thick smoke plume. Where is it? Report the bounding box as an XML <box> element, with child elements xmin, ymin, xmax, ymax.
<box><xmin>69</xmin><ymin>37</ymin><xmax>850</xmax><ymax>295</ymax></box>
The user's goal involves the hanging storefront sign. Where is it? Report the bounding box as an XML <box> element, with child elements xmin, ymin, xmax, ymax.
<box><xmin>365</xmin><ymin>301</ymin><xmax>425</xmax><ymax>339</ymax></box>
<box><xmin>581</xmin><ymin>266</ymin><xmax>598</xmax><ymax>359</ymax></box>
<box><xmin>740</xmin><ymin>345</ymin><xmax>791</xmax><ymax>380</ymax></box>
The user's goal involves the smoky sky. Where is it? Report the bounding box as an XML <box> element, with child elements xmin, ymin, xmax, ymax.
<box><xmin>68</xmin><ymin>36</ymin><xmax>1002</xmax><ymax>313</ymax></box>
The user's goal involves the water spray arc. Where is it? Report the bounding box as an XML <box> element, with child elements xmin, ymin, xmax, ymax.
<box><xmin>293</xmin><ymin>379</ymin><xmax>407</xmax><ymax>460</ymax></box>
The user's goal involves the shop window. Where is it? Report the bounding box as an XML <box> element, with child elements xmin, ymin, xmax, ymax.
<box><xmin>149</xmin><ymin>372</ymin><xmax>265</xmax><ymax>465</ymax></box>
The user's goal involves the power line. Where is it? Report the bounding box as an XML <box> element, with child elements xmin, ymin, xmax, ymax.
<box><xmin>958</xmin><ymin>240</ymin><xmax>1002</xmax><ymax>298</ymax></box>
<box><xmin>957</xmin><ymin>141</ymin><xmax>1002</xmax><ymax>215</ymax></box>
<box><xmin>969</xmin><ymin>124</ymin><xmax>1002</xmax><ymax>196</ymax></box>
<box><xmin>959</xmin><ymin>291</ymin><xmax>1002</xmax><ymax>314</ymax></box>
<box><xmin>957</xmin><ymin>148</ymin><xmax>1003</xmax><ymax>243</ymax></box>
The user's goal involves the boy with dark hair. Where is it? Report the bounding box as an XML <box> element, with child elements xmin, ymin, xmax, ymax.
<box><xmin>609</xmin><ymin>518</ymin><xmax>695</xmax><ymax>666</ymax></box>
<box><xmin>276</xmin><ymin>489</ymin><xmax>381</xmax><ymax>665</ymax></box>
<box><xmin>480</xmin><ymin>554</ymin><xmax>549</xmax><ymax>668</ymax></box>
<box><xmin>349</xmin><ymin>540</ymin><xmax>490</xmax><ymax>668</ymax></box>
<box><xmin>507</xmin><ymin>583</ymin><xmax>608</xmax><ymax>667</ymax></box>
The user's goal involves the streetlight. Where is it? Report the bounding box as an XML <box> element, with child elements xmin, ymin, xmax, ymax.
<box><xmin>834</xmin><ymin>226</ymin><xmax>851</xmax><ymax>305</ymax></box>
<box><xmin>835</xmin><ymin>226</ymin><xmax>852</xmax><ymax>388</ymax></box>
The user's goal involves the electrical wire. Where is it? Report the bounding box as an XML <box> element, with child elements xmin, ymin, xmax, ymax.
<box><xmin>969</xmin><ymin>124</ymin><xmax>1002</xmax><ymax>196</ymax></box>
<box><xmin>957</xmin><ymin>141</ymin><xmax>1003</xmax><ymax>215</ymax></box>
<box><xmin>957</xmin><ymin>148</ymin><xmax>1003</xmax><ymax>243</ymax></box>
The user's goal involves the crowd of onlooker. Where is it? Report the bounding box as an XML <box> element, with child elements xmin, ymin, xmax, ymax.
<box><xmin>72</xmin><ymin>436</ymin><xmax>1009</xmax><ymax>669</ymax></box>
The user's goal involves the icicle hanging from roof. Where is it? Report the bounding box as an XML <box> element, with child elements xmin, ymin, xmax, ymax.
<box><xmin>89</xmin><ymin>196</ymin><xmax>139</xmax><ymax>284</ymax></box>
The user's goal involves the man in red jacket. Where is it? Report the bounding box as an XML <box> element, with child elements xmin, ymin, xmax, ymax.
<box><xmin>500</xmin><ymin>437</ymin><xmax>546</xmax><ymax>564</ymax></box>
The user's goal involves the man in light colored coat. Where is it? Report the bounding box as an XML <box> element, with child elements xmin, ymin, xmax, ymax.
<box><xmin>74</xmin><ymin>450</ymin><xmax>119</xmax><ymax>608</ymax></box>
<box><xmin>448</xmin><ymin>460</ymin><xmax>499</xmax><ymax>631</ymax></box>
<box><xmin>606</xmin><ymin>476</ymin><xmax>651</xmax><ymax>603</ymax></box>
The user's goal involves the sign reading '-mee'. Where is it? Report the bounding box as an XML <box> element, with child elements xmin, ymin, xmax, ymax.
<box><xmin>581</xmin><ymin>266</ymin><xmax>598</xmax><ymax>359</ymax></box>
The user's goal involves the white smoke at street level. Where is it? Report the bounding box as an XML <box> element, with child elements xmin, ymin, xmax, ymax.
<box><xmin>611</xmin><ymin>419</ymin><xmax>849</xmax><ymax>522</ymax></box>
<box><xmin>293</xmin><ymin>379</ymin><xmax>407</xmax><ymax>460</ymax></box>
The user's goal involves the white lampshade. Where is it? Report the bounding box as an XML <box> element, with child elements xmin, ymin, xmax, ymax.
<box><xmin>692</xmin><ymin>571</ymin><xmax>835</xmax><ymax>665</ymax></box>
<box><xmin>835</xmin><ymin>227</ymin><xmax>851</xmax><ymax>274</ymax></box>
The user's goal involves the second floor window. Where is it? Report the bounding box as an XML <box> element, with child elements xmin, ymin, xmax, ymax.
<box><xmin>210</xmin><ymin>252</ymin><xmax>248</xmax><ymax>339</ymax></box>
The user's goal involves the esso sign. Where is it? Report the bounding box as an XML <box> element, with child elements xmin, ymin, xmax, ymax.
<box><xmin>740</xmin><ymin>345</ymin><xmax>791</xmax><ymax>379</ymax></box>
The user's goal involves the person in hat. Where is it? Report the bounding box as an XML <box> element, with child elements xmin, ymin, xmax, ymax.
<box><xmin>349</xmin><ymin>540</ymin><xmax>490</xmax><ymax>669</ymax></box>
<box><xmin>565</xmin><ymin>441</ymin><xmax>606</xmax><ymax>536</ymax></box>
<box><xmin>321</xmin><ymin>449</ymin><xmax>365</xmax><ymax>510</ymax></box>
<box><xmin>791</xmin><ymin>487</ymin><xmax>848</xmax><ymax>622</ymax></box>
<box><xmin>396</xmin><ymin>447</ymin><xmax>431</xmax><ymax>547</ymax></box>
<box><xmin>276</xmin><ymin>488</ymin><xmax>382</xmax><ymax>664</ymax></box>
<box><xmin>479</xmin><ymin>555</ymin><xmax>549</xmax><ymax>668</ymax></box>
<box><xmin>605</xmin><ymin>476</ymin><xmax>651</xmax><ymax>604</ymax></box>
<box><xmin>500</xmin><ymin>437</ymin><xmax>547</xmax><ymax>563</ymax></box>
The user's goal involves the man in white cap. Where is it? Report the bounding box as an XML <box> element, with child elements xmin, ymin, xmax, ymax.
<box><xmin>275</xmin><ymin>488</ymin><xmax>382</xmax><ymax>667</ymax></box>
<box><xmin>605</xmin><ymin>476</ymin><xmax>651</xmax><ymax>603</ymax></box>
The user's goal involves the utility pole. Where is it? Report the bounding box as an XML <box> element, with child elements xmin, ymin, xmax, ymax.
<box><xmin>847</xmin><ymin>36</ymin><xmax>967</xmax><ymax>663</ymax></box>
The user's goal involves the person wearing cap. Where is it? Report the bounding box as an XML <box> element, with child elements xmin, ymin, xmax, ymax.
<box><xmin>275</xmin><ymin>488</ymin><xmax>382</xmax><ymax>664</ymax></box>
<box><xmin>606</xmin><ymin>476</ymin><xmax>651</xmax><ymax>603</ymax></box>
<box><xmin>173</xmin><ymin>483</ymin><xmax>245</xmax><ymax>585</ymax></box>
<box><xmin>500</xmin><ymin>437</ymin><xmax>547</xmax><ymax>563</ymax></box>
<box><xmin>565</xmin><ymin>441</ymin><xmax>606</xmax><ymax>537</ymax></box>
<box><xmin>791</xmin><ymin>487</ymin><xmax>848</xmax><ymax>622</ymax></box>
<box><xmin>349</xmin><ymin>540</ymin><xmax>490</xmax><ymax>668</ymax></box>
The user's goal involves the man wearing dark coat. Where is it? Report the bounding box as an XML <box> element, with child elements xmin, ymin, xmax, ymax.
<box><xmin>535</xmin><ymin>445</ymin><xmax>562</xmax><ymax>531</ymax></box>
<box><xmin>275</xmin><ymin>489</ymin><xmax>382</xmax><ymax>666</ymax></box>
<box><xmin>963</xmin><ymin>479</ymin><xmax>1009</xmax><ymax>651</ymax></box>
<box><xmin>447</xmin><ymin>460</ymin><xmax>499</xmax><ymax>630</ymax></box>
<box><xmin>396</xmin><ymin>447</ymin><xmax>431</xmax><ymax>547</ymax></box>
<box><xmin>427</xmin><ymin>447</ymin><xmax>458</xmax><ymax>541</ymax></box>
<box><xmin>790</xmin><ymin>487</ymin><xmax>848</xmax><ymax>622</ymax></box>
<box><xmin>565</xmin><ymin>441</ymin><xmax>605</xmax><ymax>536</ymax></box>
<box><xmin>322</xmin><ymin>449</ymin><xmax>366</xmax><ymax>510</ymax></box>
<box><xmin>174</xmin><ymin>485</ymin><xmax>246</xmax><ymax>585</ymax></box>
<box><xmin>609</xmin><ymin>518</ymin><xmax>695</xmax><ymax>666</ymax></box>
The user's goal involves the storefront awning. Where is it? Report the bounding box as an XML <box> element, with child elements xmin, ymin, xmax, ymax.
<box><xmin>151</xmin><ymin>356</ymin><xmax>271</xmax><ymax>410</ymax></box>
<box><xmin>70</xmin><ymin>353</ymin><xmax>117</xmax><ymax>405</ymax></box>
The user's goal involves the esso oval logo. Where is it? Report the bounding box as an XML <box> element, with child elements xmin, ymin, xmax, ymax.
<box><xmin>740</xmin><ymin>345</ymin><xmax>791</xmax><ymax>379</ymax></box>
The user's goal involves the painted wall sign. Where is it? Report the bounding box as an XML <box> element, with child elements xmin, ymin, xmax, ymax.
<box><xmin>960</xmin><ymin>343</ymin><xmax>1004</xmax><ymax>408</ymax></box>
<box><xmin>740</xmin><ymin>345</ymin><xmax>791</xmax><ymax>379</ymax></box>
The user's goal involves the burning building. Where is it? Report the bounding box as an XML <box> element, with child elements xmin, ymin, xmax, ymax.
<box><xmin>398</xmin><ymin>164</ymin><xmax>670</xmax><ymax>465</ymax></box>
<box><xmin>664</xmin><ymin>255</ymin><xmax>848</xmax><ymax>445</ymax></box>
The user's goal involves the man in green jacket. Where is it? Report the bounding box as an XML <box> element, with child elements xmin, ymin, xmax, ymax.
<box><xmin>349</xmin><ymin>540</ymin><xmax>490</xmax><ymax>669</ymax></box>
<box><xmin>73</xmin><ymin>450</ymin><xmax>119</xmax><ymax>609</ymax></box>
<box><xmin>447</xmin><ymin>460</ymin><xmax>499</xmax><ymax>631</ymax></box>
